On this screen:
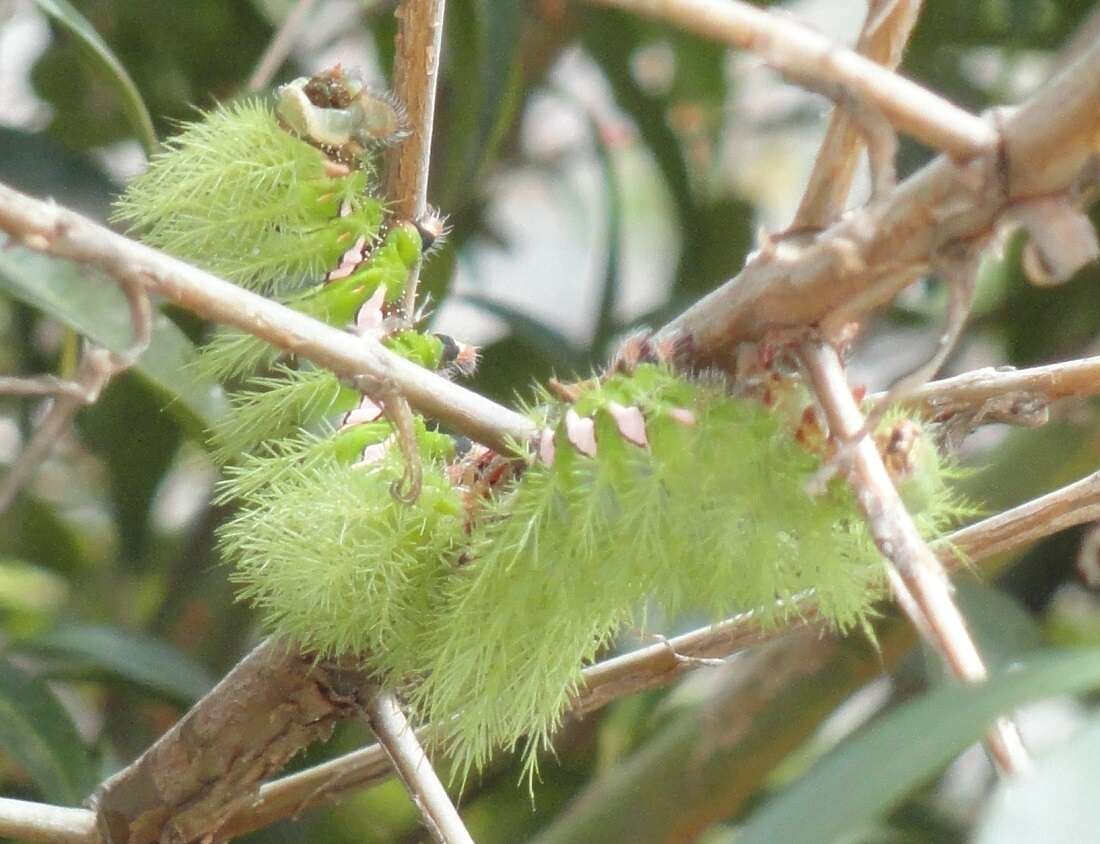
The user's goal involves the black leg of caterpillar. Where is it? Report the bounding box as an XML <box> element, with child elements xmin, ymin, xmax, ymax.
<box><xmin>434</xmin><ymin>333</ymin><xmax>479</xmax><ymax>378</ymax></box>
<box><xmin>414</xmin><ymin>207</ymin><xmax>450</xmax><ymax>255</ymax></box>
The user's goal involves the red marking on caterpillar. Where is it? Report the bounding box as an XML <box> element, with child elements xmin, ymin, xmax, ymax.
<box><xmin>435</xmin><ymin>333</ymin><xmax>480</xmax><ymax>378</ymax></box>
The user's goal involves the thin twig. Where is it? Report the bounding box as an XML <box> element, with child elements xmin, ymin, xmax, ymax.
<box><xmin>942</xmin><ymin>469</ymin><xmax>1100</xmax><ymax>565</ymax></box>
<box><xmin>385</xmin><ymin>0</ymin><xmax>446</xmax><ymax>317</ymax></box>
<box><xmin>791</xmin><ymin>0</ymin><xmax>923</xmax><ymax>230</ymax></box>
<box><xmin>208</xmin><ymin>459</ymin><xmax>1100</xmax><ymax>838</ymax></box>
<box><xmin>893</xmin><ymin>355</ymin><xmax>1100</xmax><ymax>422</ymax></box>
<box><xmin>800</xmin><ymin>340</ymin><xmax>1030</xmax><ymax>776</ymax></box>
<box><xmin>0</xmin><ymin>374</ymin><xmax>89</xmax><ymax>398</ymax></box>
<box><xmin>0</xmin><ymin>797</ymin><xmax>98</xmax><ymax>844</ymax></box>
<box><xmin>357</xmin><ymin>2</ymin><xmax>469</xmax><ymax>839</ymax></box>
<box><xmin>0</xmin><ymin>276</ymin><xmax>151</xmax><ymax>514</ymax></box>
<box><xmin>364</xmin><ymin>689</ymin><xmax>473</xmax><ymax>844</ymax></box>
<box><xmin>586</xmin><ymin>0</ymin><xmax>993</xmax><ymax>160</ymax></box>
<box><xmin>247</xmin><ymin>0</ymin><xmax>321</xmax><ymax>93</ymax></box>
<box><xmin>0</xmin><ymin>182</ymin><xmax>535</xmax><ymax>454</ymax></box>
<box><xmin>659</xmin><ymin>36</ymin><xmax>1100</xmax><ymax>369</ymax></box>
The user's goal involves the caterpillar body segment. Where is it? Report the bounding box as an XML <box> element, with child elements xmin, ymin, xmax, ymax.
<box><xmin>114</xmin><ymin>71</ymin><xmax>966</xmax><ymax>793</ymax></box>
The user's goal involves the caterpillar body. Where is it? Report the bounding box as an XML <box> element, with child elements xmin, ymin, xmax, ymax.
<box><xmin>115</xmin><ymin>70</ymin><xmax>966</xmax><ymax>786</ymax></box>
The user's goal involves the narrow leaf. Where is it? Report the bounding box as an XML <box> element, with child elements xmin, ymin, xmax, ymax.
<box><xmin>738</xmin><ymin>648</ymin><xmax>1100</xmax><ymax>844</ymax></box>
<box><xmin>0</xmin><ymin>249</ymin><xmax>226</xmax><ymax>435</ymax></box>
<box><xmin>33</xmin><ymin>0</ymin><xmax>157</xmax><ymax>155</ymax></box>
<box><xmin>0</xmin><ymin>657</ymin><xmax>95</xmax><ymax>804</ymax></box>
<box><xmin>17</xmin><ymin>623</ymin><xmax>215</xmax><ymax>705</ymax></box>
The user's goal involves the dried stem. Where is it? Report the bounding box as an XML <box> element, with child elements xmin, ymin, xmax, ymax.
<box><xmin>791</xmin><ymin>0</ymin><xmax>923</xmax><ymax>230</ymax></box>
<box><xmin>894</xmin><ymin>354</ymin><xmax>1100</xmax><ymax>423</ymax></box>
<box><xmin>0</xmin><ymin>797</ymin><xmax>98</xmax><ymax>844</ymax></box>
<box><xmin>16</xmin><ymin>458</ymin><xmax>1100</xmax><ymax>843</ymax></box>
<box><xmin>0</xmin><ymin>182</ymin><xmax>535</xmax><ymax>454</ymax></box>
<box><xmin>0</xmin><ymin>374</ymin><xmax>90</xmax><ymax>398</ymax></box>
<box><xmin>800</xmin><ymin>340</ymin><xmax>1030</xmax><ymax>775</ymax></box>
<box><xmin>943</xmin><ymin>469</ymin><xmax>1100</xmax><ymax>565</ymax></box>
<box><xmin>586</xmin><ymin>0</ymin><xmax>993</xmax><ymax>160</ymax></box>
<box><xmin>660</xmin><ymin>37</ymin><xmax>1100</xmax><ymax>368</ymax></box>
<box><xmin>364</xmin><ymin>690</ymin><xmax>472</xmax><ymax>844</ymax></box>
<box><xmin>362</xmin><ymin>1</ymin><xmax>469</xmax><ymax>838</ymax></box>
<box><xmin>0</xmin><ymin>276</ymin><xmax>150</xmax><ymax>514</ymax></box>
<box><xmin>385</xmin><ymin>0</ymin><xmax>447</xmax><ymax>316</ymax></box>
<box><xmin>246</xmin><ymin>0</ymin><xmax>320</xmax><ymax>93</ymax></box>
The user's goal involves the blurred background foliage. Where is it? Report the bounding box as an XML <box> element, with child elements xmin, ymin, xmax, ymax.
<box><xmin>1</xmin><ymin>0</ymin><xmax>1100</xmax><ymax>841</ymax></box>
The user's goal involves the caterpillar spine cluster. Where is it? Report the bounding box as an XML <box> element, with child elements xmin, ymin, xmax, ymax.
<box><xmin>115</xmin><ymin>69</ymin><xmax>968</xmax><ymax>788</ymax></box>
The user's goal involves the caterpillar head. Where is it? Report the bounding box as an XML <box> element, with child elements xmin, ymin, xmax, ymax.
<box><xmin>277</xmin><ymin>66</ymin><xmax>408</xmax><ymax>157</ymax></box>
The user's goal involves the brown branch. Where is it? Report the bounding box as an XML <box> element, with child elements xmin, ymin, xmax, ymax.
<box><xmin>0</xmin><ymin>182</ymin><xmax>535</xmax><ymax>455</ymax></box>
<box><xmin>800</xmin><ymin>340</ymin><xmax>1030</xmax><ymax>775</ymax></box>
<box><xmin>944</xmin><ymin>469</ymin><xmax>1100</xmax><ymax>565</ymax></box>
<box><xmin>364</xmin><ymin>690</ymin><xmax>472</xmax><ymax>844</ymax></box>
<box><xmin>17</xmin><ymin>459</ymin><xmax>1095</xmax><ymax>844</ymax></box>
<box><xmin>385</xmin><ymin>0</ymin><xmax>447</xmax><ymax>317</ymax></box>
<box><xmin>894</xmin><ymin>354</ymin><xmax>1100</xmax><ymax>426</ymax></box>
<box><xmin>792</xmin><ymin>0</ymin><xmax>924</xmax><ymax>230</ymax></box>
<box><xmin>0</xmin><ymin>797</ymin><xmax>98</xmax><ymax>844</ymax></box>
<box><xmin>586</xmin><ymin>0</ymin><xmax>993</xmax><ymax>160</ymax></box>
<box><xmin>0</xmin><ymin>276</ymin><xmax>151</xmax><ymax>514</ymax></box>
<box><xmin>0</xmin><ymin>374</ymin><xmax>90</xmax><ymax>398</ymax></box>
<box><xmin>90</xmin><ymin>640</ymin><xmax>377</xmax><ymax>844</ymax></box>
<box><xmin>660</xmin><ymin>36</ymin><xmax>1100</xmax><ymax>369</ymax></box>
<box><xmin>361</xmin><ymin>2</ymin><xmax>470</xmax><ymax>838</ymax></box>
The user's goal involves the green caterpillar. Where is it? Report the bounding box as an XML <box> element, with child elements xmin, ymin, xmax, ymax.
<box><xmin>115</xmin><ymin>71</ymin><xmax>966</xmax><ymax>788</ymax></box>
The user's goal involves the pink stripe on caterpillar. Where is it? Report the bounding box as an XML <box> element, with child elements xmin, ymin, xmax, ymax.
<box><xmin>326</xmin><ymin>234</ymin><xmax>368</xmax><ymax>281</ymax></box>
<box><xmin>607</xmin><ymin>402</ymin><xmax>648</xmax><ymax>448</ymax></box>
<box><xmin>342</xmin><ymin>393</ymin><xmax>385</xmax><ymax>427</ymax></box>
<box><xmin>538</xmin><ymin>427</ymin><xmax>556</xmax><ymax>465</ymax></box>
<box><xmin>668</xmin><ymin>407</ymin><xmax>697</xmax><ymax>427</ymax></box>
<box><xmin>565</xmin><ymin>409</ymin><xmax>597</xmax><ymax>458</ymax></box>
<box><xmin>355</xmin><ymin>284</ymin><xmax>388</xmax><ymax>334</ymax></box>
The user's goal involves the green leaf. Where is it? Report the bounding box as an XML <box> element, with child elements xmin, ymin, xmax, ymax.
<box><xmin>974</xmin><ymin>713</ymin><xmax>1100</xmax><ymax>844</ymax></box>
<box><xmin>16</xmin><ymin>623</ymin><xmax>215</xmax><ymax>705</ymax></box>
<box><xmin>0</xmin><ymin>249</ymin><xmax>226</xmax><ymax>435</ymax></box>
<box><xmin>737</xmin><ymin>648</ymin><xmax>1100</xmax><ymax>844</ymax></box>
<box><xmin>0</xmin><ymin>559</ymin><xmax>68</xmax><ymax>616</ymax></box>
<box><xmin>33</xmin><ymin>0</ymin><xmax>157</xmax><ymax>156</ymax></box>
<box><xmin>0</xmin><ymin>656</ymin><xmax>95</xmax><ymax>804</ymax></box>
<box><xmin>438</xmin><ymin>0</ymin><xmax>526</xmax><ymax>209</ymax></box>
<box><xmin>78</xmin><ymin>375</ymin><xmax>182</xmax><ymax>565</ymax></box>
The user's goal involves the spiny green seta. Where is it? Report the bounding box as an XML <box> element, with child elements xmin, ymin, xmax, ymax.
<box><xmin>218</xmin><ymin>361</ymin><xmax>967</xmax><ymax>786</ymax></box>
<box><xmin>113</xmin><ymin>99</ymin><xmax>384</xmax><ymax>295</ymax></box>
<box><xmin>114</xmin><ymin>74</ymin><xmax>968</xmax><ymax>793</ymax></box>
